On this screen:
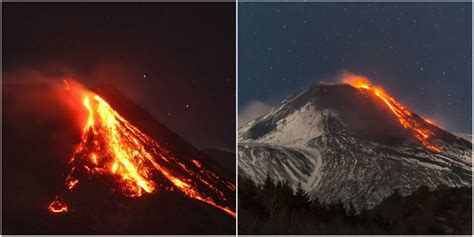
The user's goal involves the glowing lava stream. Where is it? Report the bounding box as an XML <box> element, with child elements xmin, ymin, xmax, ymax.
<box><xmin>344</xmin><ymin>76</ymin><xmax>442</xmax><ymax>153</ymax></box>
<box><xmin>49</xmin><ymin>93</ymin><xmax>235</xmax><ymax>217</ymax></box>
<box><xmin>48</xmin><ymin>198</ymin><xmax>68</xmax><ymax>213</ymax></box>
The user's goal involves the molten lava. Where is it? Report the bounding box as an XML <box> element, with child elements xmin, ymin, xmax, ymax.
<box><xmin>49</xmin><ymin>90</ymin><xmax>235</xmax><ymax>217</ymax></box>
<box><xmin>48</xmin><ymin>198</ymin><xmax>68</xmax><ymax>213</ymax></box>
<box><xmin>343</xmin><ymin>75</ymin><xmax>442</xmax><ymax>153</ymax></box>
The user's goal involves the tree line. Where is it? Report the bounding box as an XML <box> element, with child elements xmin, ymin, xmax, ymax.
<box><xmin>238</xmin><ymin>175</ymin><xmax>471</xmax><ymax>234</ymax></box>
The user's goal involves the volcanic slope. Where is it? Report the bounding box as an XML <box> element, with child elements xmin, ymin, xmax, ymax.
<box><xmin>3</xmin><ymin>81</ymin><xmax>235</xmax><ymax>234</ymax></box>
<box><xmin>238</xmin><ymin>83</ymin><xmax>471</xmax><ymax>210</ymax></box>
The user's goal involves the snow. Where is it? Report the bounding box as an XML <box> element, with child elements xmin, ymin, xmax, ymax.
<box><xmin>257</xmin><ymin>104</ymin><xmax>331</xmax><ymax>146</ymax></box>
<box><xmin>457</xmin><ymin>133</ymin><xmax>472</xmax><ymax>142</ymax></box>
<box><xmin>238</xmin><ymin>84</ymin><xmax>472</xmax><ymax>211</ymax></box>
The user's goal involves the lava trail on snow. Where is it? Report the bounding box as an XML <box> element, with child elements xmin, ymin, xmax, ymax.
<box><xmin>343</xmin><ymin>75</ymin><xmax>442</xmax><ymax>153</ymax></box>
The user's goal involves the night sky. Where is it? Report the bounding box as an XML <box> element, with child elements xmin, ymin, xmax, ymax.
<box><xmin>239</xmin><ymin>2</ymin><xmax>471</xmax><ymax>134</ymax></box>
<box><xmin>4</xmin><ymin>3</ymin><xmax>235</xmax><ymax>150</ymax></box>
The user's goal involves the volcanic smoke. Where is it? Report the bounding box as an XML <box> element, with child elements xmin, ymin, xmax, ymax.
<box><xmin>342</xmin><ymin>74</ymin><xmax>442</xmax><ymax>153</ymax></box>
<box><xmin>48</xmin><ymin>82</ymin><xmax>235</xmax><ymax>217</ymax></box>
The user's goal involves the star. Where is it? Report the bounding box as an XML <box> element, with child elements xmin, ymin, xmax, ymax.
<box><xmin>239</xmin><ymin>3</ymin><xmax>470</xmax><ymax>134</ymax></box>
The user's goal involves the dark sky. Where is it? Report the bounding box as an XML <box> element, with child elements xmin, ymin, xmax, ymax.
<box><xmin>239</xmin><ymin>2</ymin><xmax>471</xmax><ymax>133</ymax></box>
<box><xmin>4</xmin><ymin>3</ymin><xmax>235</xmax><ymax>150</ymax></box>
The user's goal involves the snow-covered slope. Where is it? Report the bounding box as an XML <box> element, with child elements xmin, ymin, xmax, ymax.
<box><xmin>238</xmin><ymin>83</ymin><xmax>472</xmax><ymax>210</ymax></box>
<box><xmin>457</xmin><ymin>133</ymin><xmax>472</xmax><ymax>142</ymax></box>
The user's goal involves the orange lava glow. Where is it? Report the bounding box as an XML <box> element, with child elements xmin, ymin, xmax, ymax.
<box><xmin>49</xmin><ymin>91</ymin><xmax>235</xmax><ymax>217</ymax></box>
<box><xmin>343</xmin><ymin>75</ymin><xmax>442</xmax><ymax>153</ymax></box>
<box><xmin>48</xmin><ymin>198</ymin><xmax>68</xmax><ymax>213</ymax></box>
<box><xmin>63</xmin><ymin>80</ymin><xmax>70</xmax><ymax>91</ymax></box>
<box><xmin>423</xmin><ymin>118</ymin><xmax>437</xmax><ymax>126</ymax></box>
<box><xmin>67</xmin><ymin>178</ymin><xmax>79</xmax><ymax>190</ymax></box>
<box><xmin>191</xmin><ymin>160</ymin><xmax>202</xmax><ymax>169</ymax></box>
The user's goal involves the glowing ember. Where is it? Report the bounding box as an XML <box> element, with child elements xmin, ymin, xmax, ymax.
<box><xmin>66</xmin><ymin>178</ymin><xmax>79</xmax><ymax>190</ymax></box>
<box><xmin>49</xmin><ymin>91</ymin><xmax>235</xmax><ymax>217</ymax></box>
<box><xmin>191</xmin><ymin>160</ymin><xmax>202</xmax><ymax>169</ymax></box>
<box><xmin>48</xmin><ymin>198</ymin><xmax>68</xmax><ymax>213</ymax></box>
<box><xmin>343</xmin><ymin>74</ymin><xmax>442</xmax><ymax>153</ymax></box>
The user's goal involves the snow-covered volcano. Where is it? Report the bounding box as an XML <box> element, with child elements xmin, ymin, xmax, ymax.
<box><xmin>238</xmin><ymin>83</ymin><xmax>471</xmax><ymax>210</ymax></box>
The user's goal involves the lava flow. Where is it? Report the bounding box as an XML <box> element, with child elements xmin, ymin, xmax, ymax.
<box><xmin>48</xmin><ymin>198</ymin><xmax>68</xmax><ymax>213</ymax></box>
<box><xmin>343</xmin><ymin>75</ymin><xmax>442</xmax><ymax>153</ymax></box>
<box><xmin>49</xmin><ymin>89</ymin><xmax>235</xmax><ymax>217</ymax></box>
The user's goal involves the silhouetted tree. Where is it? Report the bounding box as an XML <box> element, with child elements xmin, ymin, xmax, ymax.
<box><xmin>293</xmin><ymin>182</ymin><xmax>309</xmax><ymax>210</ymax></box>
<box><xmin>238</xmin><ymin>175</ymin><xmax>471</xmax><ymax>235</ymax></box>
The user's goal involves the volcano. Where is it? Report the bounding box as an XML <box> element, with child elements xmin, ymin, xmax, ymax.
<box><xmin>238</xmin><ymin>78</ymin><xmax>471</xmax><ymax>211</ymax></box>
<box><xmin>3</xmin><ymin>81</ymin><xmax>235</xmax><ymax>234</ymax></box>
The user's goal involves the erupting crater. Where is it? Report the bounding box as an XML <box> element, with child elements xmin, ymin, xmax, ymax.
<box><xmin>49</xmin><ymin>85</ymin><xmax>235</xmax><ymax>217</ymax></box>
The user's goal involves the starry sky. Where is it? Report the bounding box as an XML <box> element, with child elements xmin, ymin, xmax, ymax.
<box><xmin>239</xmin><ymin>2</ymin><xmax>472</xmax><ymax>133</ymax></box>
<box><xmin>4</xmin><ymin>3</ymin><xmax>235</xmax><ymax>150</ymax></box>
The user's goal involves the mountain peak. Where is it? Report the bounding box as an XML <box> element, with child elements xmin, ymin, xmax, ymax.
<box><xmin>239</xmin><ymin>80</ymin><xmax>471</xmax><ymax>211</ymax></box>
<box><xmin>240</xmin><ymin>82</ymin><xmax>469</xmax><ymax>154</ymax></box>
<box><xmin>239</xmin><ymin>83</ymin><xmax>408</xmax><ymax>146</ymax></box>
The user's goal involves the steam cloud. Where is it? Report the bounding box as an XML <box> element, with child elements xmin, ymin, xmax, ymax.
<box><xmin>238</xmin><ymin>100</ymin><xmax>272</xmax><ymax>128</ymax></box>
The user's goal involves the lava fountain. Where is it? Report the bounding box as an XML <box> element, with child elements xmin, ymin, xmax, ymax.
<box><xmin>49</xmin><ymin>84</ymin><xmax>235</xmax><ymax>217</ymax></box>
<box><xmin>343</xmin><ymin>74</ymin><xmax>442</xmax><ymax>153</ymax></box>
